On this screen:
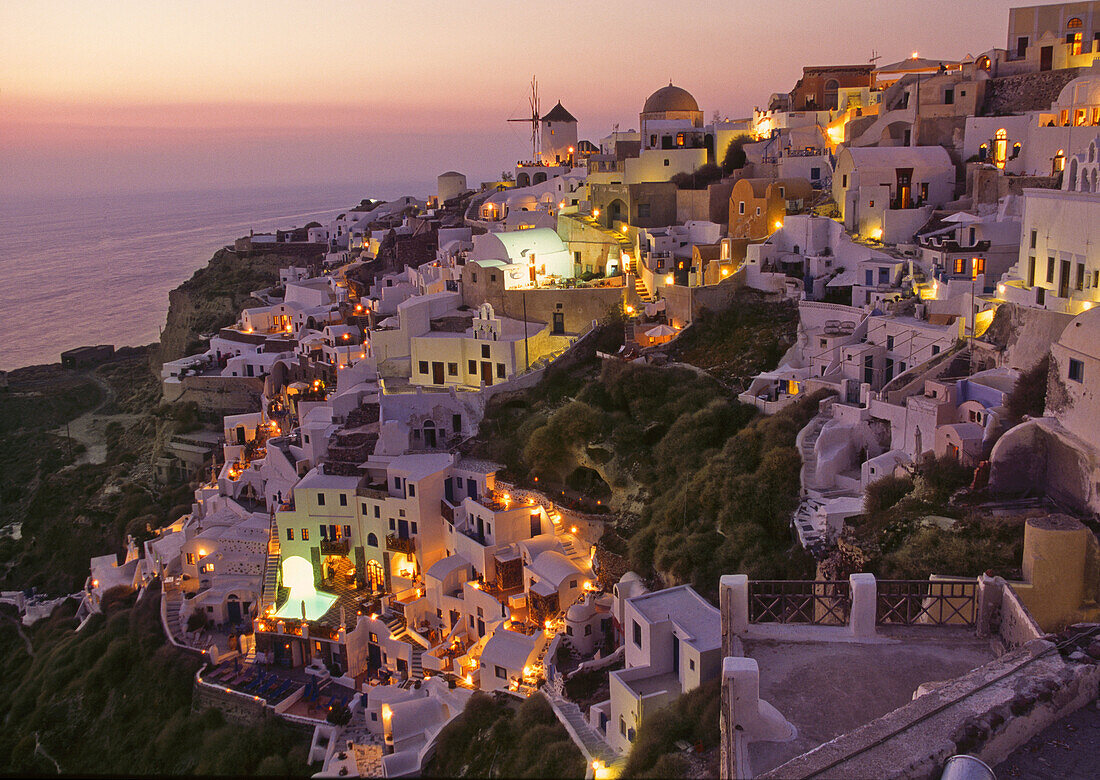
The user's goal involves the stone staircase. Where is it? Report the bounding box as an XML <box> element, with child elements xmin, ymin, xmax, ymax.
<box><xmin>546</xmin><ymin>692</ymin><xmax>619</xmax><ymax>765</ymax></box>
<box><xmin>409</xmin><ymin>646</ymin><xmax>424</xmax><ymax>681</ymax></box>
<box><xmin>164</xmin><ymin>589</ymin><xmax>184</xmax><ymax>639</ymax></box>
<box><xmin>633</xmin><ymin>275</ymin><xmax>654</xmax><ymax>304</ymax></box>
<box><xmin>261</xmin><ymin>513</ymin><xmax>281</xmax><ymax>612</ymax></box>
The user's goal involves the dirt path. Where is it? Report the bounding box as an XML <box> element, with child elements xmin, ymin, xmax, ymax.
<box><xmin>52</xmin><ymin>371</ymin><xmax>143</xmax><ymax>466</ymax></box>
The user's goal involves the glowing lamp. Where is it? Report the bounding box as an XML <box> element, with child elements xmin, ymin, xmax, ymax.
<box><xmin>592</xmin><ymin>209</ymin><xmax>600</xmax><ymax>218</ymax></box>
<box><xmin>570</xmin><ymin>526</ymin><xmax>578</xmax><ymax>534</ymax></box>
<box><xmin>665</xmin><ymin>274</ymin><xmax>675</xmax><ymax>285</ymax></box>
<box><xmin>870</xmin><ymin>227</ymin><xmax>884</xmax><ymax>241</ymax></box>
<box><xmin>773</xmin><ymin>221</ymin><xmax>783</xmax><ymax>231</ymax></box>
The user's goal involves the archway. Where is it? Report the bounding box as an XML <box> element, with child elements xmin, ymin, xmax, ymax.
<box><xmin>533</xmin><ymin>172</ymin><xmax>547</xmax><ymax>184</ymax></box>
<box><xmin>366</xmin><ymin>560</ymin><xmax>384</xmax><ymax>592</ymax></box>
<box><xmin>516</xmin><ymin>172</ymin><xmax>530</xmax><ymax>188</ymax></box>
<box><xmin>608</xmin><ymin>198</ymin><xmax>627</xmax><ymax>226</ymax></box>
<box><xmin>824</xmin><ymin>79</ymin><xmax>840</xmax><ymax>110</ymax></box>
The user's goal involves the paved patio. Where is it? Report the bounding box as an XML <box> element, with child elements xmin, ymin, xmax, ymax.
<box><xmin>744</xmin><ymin>626</ymin><xmax>995</xmax><ymax>775</ymax></box>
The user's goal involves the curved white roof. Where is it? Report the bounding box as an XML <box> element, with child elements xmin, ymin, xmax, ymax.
<box><xmin>480</xmin><ymin>628</ymin><xmax>539</xmax><ymax>672</ymax></box>
<box><xmin>838</xmin><ymin>145</ymin><xmax>952</xmax><ymax>171</ymax></box>
<box><xmin>472</xmin><ymin>228</ymin><xmax>567</xmax><ymax>265</ymax></box>
<box><xmin>1057</xmin><ymin>306</ymin><xmax>1100</xmax><ymax>357</ymax></box>
<box><xmin>530</xmin><ymin>550</ymin><xmax>586</xmax><ymax>587</ymax></box>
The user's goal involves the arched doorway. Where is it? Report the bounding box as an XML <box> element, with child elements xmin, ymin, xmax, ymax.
<box><xmin>516</xmin><ymin>172</ymin><xmax>530</xmax><ymax>188</ymax></box>
<box><xmin>366</xmin><ymin>560</ymin><xmax>384</xmax><ymax>592</ymax></box>
<box><xmin>824</xmin><ymin>79</ymin><xmax>840</xmax><ymax>110</ymax></box>
<box><xmin>227</xmin><ymin>594</ymin><xmax>242</xmax><ymax>624</ymax></box>
<box><xmin>608</xmin><ymin>199</ymin><xmax>627</xmax><ymax>226</ymax></box>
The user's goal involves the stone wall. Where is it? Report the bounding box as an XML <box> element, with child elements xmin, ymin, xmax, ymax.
<box><xmin>982</xmin><ymin>69</ymin><xmax>1084</xmax><ymax>116</ymax></box>
<box><xmin>171</xmin><ymin>375</ymin><xmax>266</xmax><ymax>416</ymax></box>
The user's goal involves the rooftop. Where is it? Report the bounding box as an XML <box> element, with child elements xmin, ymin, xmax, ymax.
<box><xmin>630</xmin><ymin>585</ymin><xmax>721</xmax><ymax>651</ymax></box>
<box><xmin>745</xmin><ymin>626</ymin><xmax>994</xmax><ymax>775</ymax></box>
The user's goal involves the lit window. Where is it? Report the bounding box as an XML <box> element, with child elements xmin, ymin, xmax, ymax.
<box><xmin>286</xmin><ymin>528</ymin><xmax>294</xmax><ymax>541</ymax></box>
<box><xmin>301</xmin><ymin>528</ymin><xmax>309</xmax><ymax>541</ymax></box>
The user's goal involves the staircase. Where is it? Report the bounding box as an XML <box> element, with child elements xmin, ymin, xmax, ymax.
<box><xmin>633</xmin><ymin>275</ymin><xmax>654</xmax><ymax>304</ymax></box>
<box><xmin>409</xmin><ymin>646</ymin><xmax>424</xmax><ymax>681</ymax></box>
<box><xmin>261</xmin><ymin>513</ymin><xmax>281</xmax><ymax>612</ymax></box>
<box><xmin>164</xmin><ymin>589</ymin><xmax>184</xmax><ymax>640</ymax></box>
<box><xmin>546</xmin><ymin>692</ymin><xmax>619</xmax><ymax>765</ymax></box>
<box><xmin>383</xmin><ymin>612</ymin><xmax>406</xmax><ymax>636</ymax></box>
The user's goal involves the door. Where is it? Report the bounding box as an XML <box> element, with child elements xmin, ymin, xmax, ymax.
<box><xmin>424</xmin><ymin>426</ymin><xmax>437</xmax><ymax>448</ymax></box>
<box><xmin>552</xmin><ymin>312</ymin><xmax>565</xmax><ymax>335</ymax></box>
<box><xmin>531</xmin><ymin>513</ymin><xmax>541</xmax><ymax>537</ymax></box>
<box><xmin>227</xmin><ymin>597</ymin><xmax>241</xmax><ymax>624</ymax></box>
<box><xmin>1027</xmin><ymin>256</ymin><xmax>1036</xmax><ymax>287</ymax></box>
<box><xmin>398</xmin><ymin>519</ymin><xmax>410</xmax><ymax>539</ymax></box>
<box><xmin>236</xmin><ymin>426</ymin><xmax>246</xmax><ymax>445</ymax></box>
<box><xmin>444</xmin><ymin>478</ymin><xmax>454</xmax><ymax>504</ymax></box>
<box><xmin>895</xmin><ymin>168</ymin><xmax>912</xmax><ymax>209</ymax></box>
<box><xmin>481</xmin><ymin>361</ymin><xmax>493</xmax><ymax>386</ymax></box>
<box><xmin>466</xmin><ymin>478</ymin><xmax>478</xmax><ymax>500</ymax></box>
<box><xmin>449</xmin><ymin>610</ymin><xmax>460</xmax><ymax>630</ymax></box>
<box><xmin>368</xmin><ymin>642</ymin><xmax>382</xmax><ymax>670</ymax></box>
<box><xmin>476</xmin><ymin>516</ymin><xmax>485</xmax><ymax>540</ymax></box>
<box><xmin>432</xmin><ymin>362</ymin><xmax>444</xmax><ymax>384</ymax></box>
<box><xmin>1059</xmin><ymin>260</ymin><xmax>1071</xmax><ymax>298</ymax></box>
<box><xmin>1040</xmin><ymin>45</ymin><xmax>1053</xmax><ymax>71</ymax></box>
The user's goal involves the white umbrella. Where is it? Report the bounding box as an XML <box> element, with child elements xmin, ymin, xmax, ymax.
<box><xmin>943</xmin><ymin>212</ymin><xmax>982</xmax><ymax>223</ymax></box>
<box><xmin>645</xmin><ymin>324</ymin><xmax>677</xmax><ymax>337</ymax></box>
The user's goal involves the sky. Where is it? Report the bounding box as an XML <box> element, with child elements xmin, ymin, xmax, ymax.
<box><xmin>1</xmin><ymin>0</ymin><xmax>1016</xmax><ymax>199</ymax></box>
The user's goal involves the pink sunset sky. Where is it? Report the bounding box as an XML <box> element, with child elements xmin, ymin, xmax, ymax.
<box><xmin>2</xmin><ymin>0</ymin><xmax>1014</xmax><ymax>198</ymax></box>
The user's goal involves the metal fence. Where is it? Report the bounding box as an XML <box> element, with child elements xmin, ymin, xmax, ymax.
<box><xmin>749</xmin><ymin>580</ymin><xmax>851</xmax><ymax>625</ymax></box>
<box><xmin>876</xmin><ymin>580</ymin><xmax>977</xmax><ymax>627</ymax></box>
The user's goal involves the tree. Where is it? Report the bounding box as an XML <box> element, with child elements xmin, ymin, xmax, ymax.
<box><xmin>1004</xmin><ymin>354</ymin><xmax>1049</xmax><ymax>423</ymax></box>
<box><xmin>721</xmin><ymin>135</ymin><xmax>752</xmax><ymax>175</ymax></box>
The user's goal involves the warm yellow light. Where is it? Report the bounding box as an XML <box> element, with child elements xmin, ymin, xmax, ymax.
<box><xmin>997</xmin><ymin>284</ymin><xmax>1006</xmax><ymax>295</ymax></box>
<box><xmin>544</xmin><ymin>619</ymin><xmax>552</xmax><ymax>629</ymax></box>
<box><xmin>382</xmin><ymin>704</ymin><xmax>392</xmax><ymax>721</ymax></box>
<box><xmin>465</xmin><ymin>673</ymin><xmax>473</xmax><ymax>685</ymax></box>
<box><xmin>911</xmin><ymin>51</ymin><xmax>919</xmax><ymax>59</ymax></box>
<box><xmin>342</xmin><ymin>333</ymin><xmax>350</xmax><ymax>340</ymax></box>
<box><xmin>665</xmin><ymin>273</ymin><xmax>675</xmax><ymax>285</ymax></box>
<box><xmin>568</xmin><ymin>147</ymin><xmax>574</xmax><ymax>153</ymax></box>
<box><xmin>721</xmin><ymin>268</ymin><xmax>731</xmax><ymax>277</ymax></box>
<box><xmin>869</xmin><ymin>228</ymin><xmax>883</xmax><ymax>241</ymax></box>
<box><xmin>91</xmin><ymin>579</ymin><xmax>99</xmax><ymax>588</ymax></box>
<box><xmin>773</xmin><ymin>221</ymin><xmax>783</xmax><ymax>231</ymax></box>
<box><xmin>624</xmin><ymin>305</ymin><xmax>634</xmax><ymax>315</ymax></box>
<box><xmin>570</xmin><ymin>526</ymin><xmax>578</xmax><ymax>534</ymax></box>
<box><xmin>197</xmin><ymin>548</ymin><xmax>207</xmax><ymax>557</ymax></box>
<box><xmin>592</xmin><ymin>209</ymin><xmax>600</xmax><ymax>218</ymax></box>
<box><xmin>1083</xmin><ymin>301</ymin><xmax>1094</xmax><ymax>311</ymax></box>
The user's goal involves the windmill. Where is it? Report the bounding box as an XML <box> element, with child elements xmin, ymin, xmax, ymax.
<box><xmin>508</xmin><ymin>76</ymin><xmax>541</xmax><ymax>163</ymax></box>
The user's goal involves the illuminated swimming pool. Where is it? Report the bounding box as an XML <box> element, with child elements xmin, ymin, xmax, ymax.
<box><xmin>275</xmin><ymin>556</ymin><xmax>337</xmax><ymax>621</ymax></box>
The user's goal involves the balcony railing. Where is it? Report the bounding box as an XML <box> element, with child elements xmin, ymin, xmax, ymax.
<box><xmin>876</xmin><ymin>579</ymin><xmax>977</xmax><ymax>627</ymax></box>
<box><xmin>749</xmin><ymin>580</ymin><xmax>851</xmax><ymax>625</ymax></box>
<box><xmin>386</xmin><ymin>534</ymin><xmax>416</xmax><ymax>555</ymax></box>
<box><xmin>320</xmin><ymin>538</ymin><xmax>349</xmax><ymax>556</ymax></box>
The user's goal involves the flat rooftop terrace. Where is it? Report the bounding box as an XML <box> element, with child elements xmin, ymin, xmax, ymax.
<box><xmin>745</xmin><ymin>626</ymin><xmax>994</xmax><ymax>775</ymax></box>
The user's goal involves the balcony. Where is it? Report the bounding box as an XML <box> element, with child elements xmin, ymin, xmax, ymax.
<box><xmin>320</xmin><ymin>538</ymin><xmax>349</xmax><ymax>556</ymax></box>
<box><xmin>386</xmin><ymin>534</ymin><xmax>416</xmax><ymax>555</ymax></box>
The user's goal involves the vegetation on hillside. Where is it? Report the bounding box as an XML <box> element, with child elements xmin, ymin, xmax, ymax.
<box><xmin>0</xmin><ymin>353</ymin><xmax>193</xmax><ymax>594</ymax></box>
<box><xmin>668</xmin><ymin>294</ymin><xmax>799</xmax><ymax>390</ymax></box>
<box><xmin>0</xmin><ymin>586</ymin><xmax>310</xmax><ymax>775</ymax></box>
<box><xmin>424</xmin><ymin>692</ymin><xmax>585</xmax><ymax>778</ymax></box>
<box><xmin>721</xmin><ymin>135</ymin><xmax>751</xmax><ymax>175</ymax></box>
<box><xmin>1004</xmin><ymin>353</ymin><xmax>1049</xmax><ymax>423</ymax></box>
<box><xmin>467</xmin><ymin>297</ymin><xmax>819</xmax><ymax>600</ymax></box>
<box><xmin>832</xmin><ymin>456</ymin><xmax>1024</xmax><ymax>580</ymax></box>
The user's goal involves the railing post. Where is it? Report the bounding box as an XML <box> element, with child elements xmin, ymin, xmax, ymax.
<box><xmin>720</xmin><ymin>574</ymin><xmax>749</xmax><ymax>649</ymax></box>
<box><xmin>848</xmin><ymin>573</ymin><xmax>877</xmax><ymax>638</ymax></box>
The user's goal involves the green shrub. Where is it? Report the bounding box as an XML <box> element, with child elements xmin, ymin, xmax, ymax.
<box><xmin>864</xmin><ymin>473</ymin><xmax>915</xmax><ymax>514</ymax></box>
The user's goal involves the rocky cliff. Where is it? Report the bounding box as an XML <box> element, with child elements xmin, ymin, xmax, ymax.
<box><xmin>154</xmin><ymin>247</ymin><xmax>320</xmax><ymax>368</ymax></box>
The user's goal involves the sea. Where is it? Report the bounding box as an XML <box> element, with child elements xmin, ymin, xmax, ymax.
<box><xmin>0</xmin><ymin>182</ymin><xmax>429</xmax><ymax>371</ymax></box>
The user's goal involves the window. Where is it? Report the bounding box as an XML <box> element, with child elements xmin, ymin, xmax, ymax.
<box><xmin>408</xmin><ymin>483</ymin><xmax>416</xmax><ymax>497</ymax></box>
<box><xmin>481</xmin><ymin>344</ymin><xmax>490</xmax><ymax>359</ymax></box>
<box><xmin>490</xmin><ymin>273</ymin><xmax>497</xmax><ymax>283</ymax></box>
<box><xmin>447</xmin><ymin>362</ymin><xmax>458</xmax><ymax>376</ymax></box>
<box><xmin>1047</xmin><ymin>257</ymin><xmax>1056</xmax><ymax>284</ymax></box>
<box><xmin>676</xmin><ymin>132</ymin><xmax>685</xmax><ymax>146</ymax></box>
<box><xmin>201</xmin><ymin>563</ymin><xmax>214</xmax><ymax>574</ymax></box>
<box><xmin>584</xmin><ymin>624</ymin><xmax>592</xmax><ymax>636</ymax></box>
<box><xmin>953</xmin><ymin>257</ymin><xmax>965</xmax><ymax>274</ymax></box>
<box><xmin>471</xmin><ymin>272</ymin><xmax>477</xmax><ymax>283</ymax></box>
<box><xmin>886</xmin><ymin>335</ymin><xmax>895</xmax><ymax>350</ymax></box>
<box><xmin>569</xmin><ymin>579</ymin><xmax>577</xmax><ymax>589</ymax></box>
<box><xmin>301</xmin><ymin>528</ymin><xmax>309</xmax><ymax>541</ymax></box>
<box><xmin>339</xmin><ymin>493</ymin><xmax>347</xmax><ymax>507</ymax></box>
<box><xmin>367</xmin><ymin>533</ymin><xmax>378</xmax><ymax>547</ymax></box>
<box><xmin>637</xmin><ymin>203</ymin><xmax>650</xmax><ymax>219</ymax></box>
<box><xmin>389</xmin><ymin>518</ymin><xmax>395</xmax><ymax>531</ymax></box>
<box><xmin>286</xmin><ymin>528</ymin><xmax>294</xmax><ymax>541</ymax></box>
<box><xmin>690</xmin><ymin>658</ymin><xmax>696</xmax><ymax>671</ymax></box>
<box><xmin>394</xmin><ymin>476</ymin><xmax>401</xmax><ymax>489</ymax></box>
<box><xmin>973</xmin><ymin>257</ymin><xmax>986</xmax><ymax>277</ymax></box>
<box><xmin>1076</xmin><ymin>263</ymin><xmax>1085</xmax><ymax>291</ymax></box>
<box><xmin>620</xmin><ymin>717</ymin><xmax>626</xmax><ymax>736</ymax></box>
<box><xmin>1030</xmin><ymin>230</ymin><xmax>1037</xmax><ymax>249</ymax></box>
<box><xmin>316</xmin><ymin>493</ymin><xmax>325</xmax><ymax>507</ymax></box>
<box><xmin>468</xmin><ymin>359</ymin><xmax>477</xmax><ymax>374</ymax></box>
<box><xmin>452</xmin><ymin>414</ymin><xmax>462</xmax><ymax>433</ymax></box>
<box><xmin>1067</xmin><ymin>17</ymin><xmax>1083</xmax><ymax>28</ymax></box>
<box><xmin>1016</xmin><ymin>36</ymin><xmax>1028</xmax><ymax>57</ymax></box>
<box><xmin>411</xmin><ymin>522</ymin><xmax>418</xmax><ymax>534</ymax></box>
<box><xmin>361</xmin><ymin>502</ymin><xmax>368</xmax><ymax>514</ymax></box>
<box><xmin>944</xmin><ymin>88</ymin><xmax>954</xmax><ymax>105</ymax></box>
<box><xmin>632</xmin><ymin>620</ymin><xmax>642</xmax><ymax>648</ymax></box>
<box><xmin>1069</xmin><ymin>358</ymin><xmax>1084</xmax><ymax>383</ymax></box>
<box><xmin>343</xmin><ymin>524</ymin><xmax>352</xmax><ymax>538</ymax></box>
<box><xmin>399</xmin><ymin>509</ymin><xmax>405</xmax><ymax>517</ymax></box>
<box><xmin>932</xmin><ymin>345</ymin><xmax>941</xmax><ymax>355</ymax></box>
<box><xmin>755</xmin><ymin>207</ymin><xmax>761</xmax><ymax>216</ymax></box>
<box><xmin>738</xmin><ymin>201</ymin><xmax>745</xmax><ymax>215</ymax></box>
<box><xmin>418</xmin><ymin>361</ymin><xmax>429</xmax><ymax>374</ymax></box>
<box><xmin>186</xmin><ymin>553</ymin><xmax>195</xmax><ymax>565</ymax></box>
<box><xmin>842</xmin><ymin>174</ymin><xmax>848</xmax><ymax>188</ymax></box>
<box><xmin>374</xmin><ymin>505</ymin><xmax>380</xmax><ymax>519</ymax></box>
<box><xmin>566</xmin><ymin>625</ymin><xmax>573</xmax><ymax>636</ymax></box>
<box><xmin>495</xmin><ymin>665</ymin><xmax>507</xmax><ymax>679</ymax></box>
<box><xmin>664</xmin><ymin>158</ymin><xmax>670</xmax><ymax>166</ymax></box>
<box><xmin>320</xmin><ymin>526</ymin><xmax>328</xmax><ymax>539</ymax></box>
<box><xmin>496</xmin><ymin>363</ymin><xmax>506</xmax><ymax>378</ymax></box>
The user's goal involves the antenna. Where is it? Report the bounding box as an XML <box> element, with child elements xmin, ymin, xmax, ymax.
<box><xmin>507</xmin><ymin>76</ymin><xmax>541</xmax><ymax>163</ymax></box>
